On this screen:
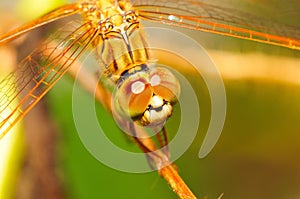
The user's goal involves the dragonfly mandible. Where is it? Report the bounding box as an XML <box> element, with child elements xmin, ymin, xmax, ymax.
<box><xmin>0</xmin><ymin>0</ymin><xmax>299</xmax><ymax>141</ymax></box>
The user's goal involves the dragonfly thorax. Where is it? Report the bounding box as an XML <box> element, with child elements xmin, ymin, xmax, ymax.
<box><xmin>114</xmin><ymin>64</ymin><xmax>180</xmax><ymax>126</ymax></box>
<box><xmin>80</xmin><ymin>0</ymin><xmax>135</xmax><ymax>29</ymax></box>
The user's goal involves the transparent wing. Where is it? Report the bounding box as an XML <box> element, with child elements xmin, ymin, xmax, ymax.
<box><xmin>131</xmin><ymin>0</ymin><xmax>300</xmax><ymax>50</ymax></box>
<box><xmin>0</xmin><ymin>3</ymin><xmax>81</xmax><ymax>45</ymax></box>
<box><xmin>0</xmin><ymin>21</ymin><xmax>99</xmax><ymax>138</ymax></box>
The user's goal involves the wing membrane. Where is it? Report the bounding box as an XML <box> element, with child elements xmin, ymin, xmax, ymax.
<box><xmin>0</xmin><ymin>21</ymin><xmax>99</xmax><ymax>138</ymax></box>
<box><xmin>0</xmin><ymin>3</ymin><xmax>81</xmax><ymax>45</ymax></box>
<box><xmin>132</xmin><ymin>0</ymin><xmax>300</xmax><ymax>50</ymax></box>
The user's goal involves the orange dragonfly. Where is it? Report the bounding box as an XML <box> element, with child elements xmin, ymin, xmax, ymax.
<box><xmin>0</xmin><ymin>0</ymin><xmax>299</xmax><ymax>140</ymax></box>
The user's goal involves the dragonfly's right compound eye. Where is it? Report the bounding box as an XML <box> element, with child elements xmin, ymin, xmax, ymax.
<box><xmin>114</xmin><ymin>66</ymin><xmax>180</xmax><ymax>127</ymax></box>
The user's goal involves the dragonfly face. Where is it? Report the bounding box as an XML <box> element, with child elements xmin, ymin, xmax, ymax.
<box><xmin>114</xmin><ymin>64</ymin><xmax>180</xmax><ymax>126</ymax></box>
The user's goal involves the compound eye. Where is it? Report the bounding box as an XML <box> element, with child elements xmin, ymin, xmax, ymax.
<box><xmin>131</xmin><ymin>81</ymin><xmax>145</xmax><ymax>94</ymax></box>
<box><xmin>115</xmin><ymin>77</ymin><xmax>152</xmax><ymax>118</ymax></box>
<box><xmin>149</xmin><ymin>67</ymin><xmax>180</xmax><ymax>103</ymax></box>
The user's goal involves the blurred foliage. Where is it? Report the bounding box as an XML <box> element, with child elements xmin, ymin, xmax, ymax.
<box><xmin>16</xmin><ymin>0</ymin><xmax>67</xmax><ymax>21</ymax></box>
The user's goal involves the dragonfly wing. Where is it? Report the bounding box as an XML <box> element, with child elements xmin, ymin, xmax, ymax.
<box><xmin>132</xmin><ymin>0</ymin><xmax>300</xmax><ymax>50</ymax></box>
<box><xmin>0</xmin><ymin>3</ymin><xmax>82</xmax><ymax>45</ymax></box>
<box><xmin>0</xmin><ymin>21</ymin><xmax>99</xmax><ymax>139</ymax></box>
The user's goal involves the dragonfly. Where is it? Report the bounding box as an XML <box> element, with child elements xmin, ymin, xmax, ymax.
<box><xmin>0</xmin><ymin>0</ymin><xmax>300</xmax><ymax>151</ymax></box>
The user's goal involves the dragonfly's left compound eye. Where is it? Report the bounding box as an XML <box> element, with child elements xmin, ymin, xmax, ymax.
<box><xmin>114</xmin><ymin>66</ymin><xmax>180</xmax><ymax>127</ymax></box>
<box><xmin>149</xmin><ymin>67</ymin><xmax>180</xmax><ymax>105</ymax></box>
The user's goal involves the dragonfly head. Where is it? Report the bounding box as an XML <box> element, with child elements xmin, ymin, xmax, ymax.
<box><xmin>114</xmin><ymin>64</ymin><xmax>180</xmax><ymax>127</ymax></box>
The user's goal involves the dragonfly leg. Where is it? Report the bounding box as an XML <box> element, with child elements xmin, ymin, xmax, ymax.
<box><xmin>155</xmin><ymin>126</ymin><xmax>170</xmax><ymax>159</ymax></box>
<box><xmin>129</xmin><ymin>122</ymin><xmax>172</xmax><ymax>170</ymax></box>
